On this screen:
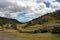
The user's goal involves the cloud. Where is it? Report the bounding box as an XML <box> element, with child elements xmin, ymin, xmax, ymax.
<box><xmin>0</xmin><ymin>0</ymin><xmax>29</xmax><ymax>18</ymax></box>
<box><xmin>0</xmin><ymin>0</ymin><xmax>60</xmax><ymax>22</ymax></box>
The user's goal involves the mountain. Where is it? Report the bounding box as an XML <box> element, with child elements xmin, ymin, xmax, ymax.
<box><xmin>0</xmin><ymin>17</ymin><xmax>26</xmax><ymax>31</ymax></box>
<box><xmin>22</xmin><ymin>10</ymin><xmax>60</xmax><ymax>32</ymax></box>
<box><xmin>0</xmin><ymin>10</ymin><xmax>60</xmax><ymax>33</ymax></box>
<box><xmin>0</xmin><ymin>17</ymin><xmax>22</xmax><ymax>24</ymax></box>
<box><xmin>27</xmin><ymin>10</ymin><xmax>60</xmax><ymax>25</ymax></box>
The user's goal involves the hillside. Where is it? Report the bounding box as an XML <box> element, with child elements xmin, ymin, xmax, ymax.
<box><xmin>0</xmin><ymin>17</ymin><xmax>27</xmax><ymax>32</ymax></box>
<box><xmin>28</xmin><ymin>10</ymin><xmax>60</xmax><ymax>25</ymax></box>
<box><xmin>21</xmin><ymin>10</ymin><xmax>60</xmax><ymax>33</ymax></box>
<box><xmin>0</xmin><ymin>17</ymin><xmax>22</xmax><ymax>24</ymax></box>
<box><xmin>23</xmin><ymin>10</ymin><xmax>60</xmax><ymax>28</ymax></box>
<box><xmin>0</xmin><ymin>10</ymin><xmax>60</xmax><ymax>33</ymax></box>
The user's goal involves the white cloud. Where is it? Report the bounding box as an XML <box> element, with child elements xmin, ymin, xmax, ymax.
<box><xmin>50</xmin><ymin>2</ymin><xmax>60</xmax><ymax>10</ymax></box>
<box><xmin>0</xmin><ymin>0</ymin><xmax>60</xmax><ymax>22</ymax></box>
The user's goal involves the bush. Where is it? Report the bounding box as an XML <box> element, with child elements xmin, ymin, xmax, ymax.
<box><xmin>47</xmin><ymin>24</ymin><xmax>60</xmax><ymax>34</ymax></box>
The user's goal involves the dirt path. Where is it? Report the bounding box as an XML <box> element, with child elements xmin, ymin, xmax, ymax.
<box><xmin>0</xmin><ymin>34</ymin><xmax>24</xmax><ymax>40</ymax></box>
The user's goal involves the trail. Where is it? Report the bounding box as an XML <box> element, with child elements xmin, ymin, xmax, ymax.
<box><xmin>0</xmin><ymin>34</ymin><xmax>24</xmax><ymax>40</ymax></box>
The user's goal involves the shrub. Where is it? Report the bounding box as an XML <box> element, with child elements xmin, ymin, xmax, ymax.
<box><xmin>47</xmin><ymin>24</ymin><xmax>60</xmax><ymax>34</ymax></box>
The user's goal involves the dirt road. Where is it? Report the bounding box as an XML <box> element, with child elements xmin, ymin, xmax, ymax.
<box><xmin>0</xmin><ymin>34</ymin><xmax>24</xmax><ymax>40</ymax></box>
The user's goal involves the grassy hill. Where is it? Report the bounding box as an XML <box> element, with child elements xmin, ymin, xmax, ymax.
<box><xmin>0</xmin><ymin>10</ymin><xmax>60</xmax><ymax>33</ymax></box>
<box><xmin>0</xmin><ymin>17</ymin><xmax>27</xmax><ymax>32</ymax></box>
<box><xmin>23</xmin><ymin>10</ymin><xmax>60</xmax><ymax>27</ymax></box>
<box><xmin>27</xmin><ymin>10</ymin><xmax>60</xmax><ymax>25</ymax></box>
<box><xmin>21</xmin><ymin>10</ymin><xmax>60</xmax><ymax>33</ymax></box>
<box><xmin>0</xmin><ymin>10</ymin><xmax>60</xmax><ymax>40</ymax></box>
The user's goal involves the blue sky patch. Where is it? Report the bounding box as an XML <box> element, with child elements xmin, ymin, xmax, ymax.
<box><xmin>17</xmin><ymin>12</ymin><xmax>26</xmax><ymax>17</ymax></box>
<box><xmin>44</xmin><ymin>2</ymin><xmax>50</xmax><ymax>8</ymax></box>
<box><xmin>56</xmin><ymin>0</ymin><xmax>60</xmax><ymax>2</ymax></box>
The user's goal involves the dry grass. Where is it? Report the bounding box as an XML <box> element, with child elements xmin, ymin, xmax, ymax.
<box><xmin>3</xmin><ymin>29</ymin><xmax>18</xmax><ymax>33</ymax></box>
<box><xmin>25</xmin><ymin>24</ymin><xmax>42</xmax><ymax>30</ymax></box>
<box><xmin>0</xmin><ymin>32</ymin><xmax>60</xmax><ymax>40</ymax></box>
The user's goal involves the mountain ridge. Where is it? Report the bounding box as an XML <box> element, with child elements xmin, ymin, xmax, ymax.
<box><xmin>0</xmin><ymin>10</ymin><xmax>60</xmax><ymax>33</ymax></box>
<box><xmin>27</xmin><ymin>10</ymin><xmax>60</xmax><ymax>25</ymax></box>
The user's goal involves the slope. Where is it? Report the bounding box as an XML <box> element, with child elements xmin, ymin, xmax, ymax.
<box><xmin>23</xmin><ymin>10</ymin><xmax>60</xmax><ymax>31</ymax></box>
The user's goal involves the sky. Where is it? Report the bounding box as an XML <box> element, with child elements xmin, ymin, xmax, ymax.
<box><xmin>0</xmin><ymin>0</ymin><xmax>60</xmax><ymax>22</ymax></box>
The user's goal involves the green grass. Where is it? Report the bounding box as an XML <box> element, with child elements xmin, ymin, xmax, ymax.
<box><xmin>43</xmin><ymin>20</ymin><xmax>60</xmax><ymax>26</ymax></box>
<box><xmin>25</xmin><ymin>24</ymin><xmax>41</xmax><ymax>30</ymax></box>
<box><xmin>0</xmin><ymin>32</ymin><xmax>60</xmax><ymax>40</ymax></box>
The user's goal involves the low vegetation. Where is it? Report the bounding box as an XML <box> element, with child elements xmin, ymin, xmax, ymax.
<box><xmin>0</xmin><ymin>32</ymin><xmax>60</xmax><ymax>40</ymax></box>
<box><xmin>0</xmin><ymin>10</ymin><xmax>60</xmax><ymax>40</ymax></box>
